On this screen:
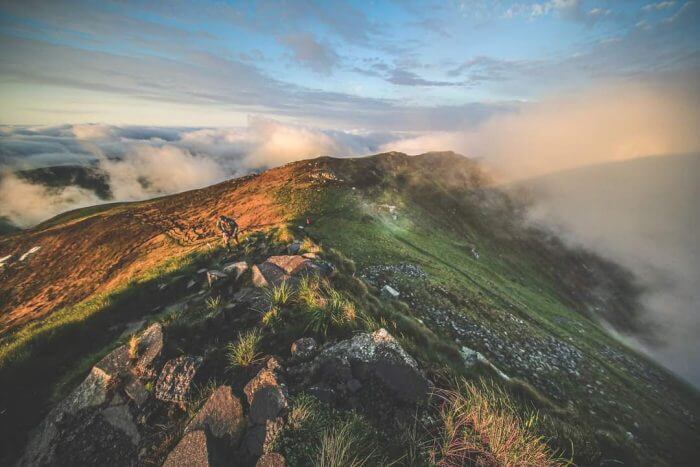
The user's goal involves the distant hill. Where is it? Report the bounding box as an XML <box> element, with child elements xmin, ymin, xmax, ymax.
<box><xmin>15</xmin><ymin>164</ymin><xmax>112</xmax><ymax>199</ymax></box>
<box><xmin>1</xmin><ymin>152</ymin><xmax>698</xmax><ymax>465</ymax></box>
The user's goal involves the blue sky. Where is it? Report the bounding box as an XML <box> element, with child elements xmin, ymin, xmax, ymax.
<box><xmin>0</xmin><ymin>0</ymin><xmax>698</xmax><ymax>128</ymax></box>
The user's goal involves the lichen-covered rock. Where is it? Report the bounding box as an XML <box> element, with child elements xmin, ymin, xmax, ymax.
<box><xmin>163</xmin><ymin>430</ymin><xmax>211</xmax><ymax>467</ymax></box>
<box><xmin>310</xmin><ymin>328</ymin><xmax>431</xmax><ymax>403</ymax></box>
<box><xmin>256</xmin><ymin>452</ymin><xmax>286</xmax><ymax>467</ymax></box>
<box><xmin>186</xmin><ymin>386</ymin><xmax>245</xmax><ymax>442</ymax></box>
<box><xmin>290</xmin><ymin>337</ymin><xmax>317</xmax><ymax>361</ymax></box>
<box><xmin>155</xmin><ymin>355</ymin><xmax>202</xmax><ymax>404</ymax></box>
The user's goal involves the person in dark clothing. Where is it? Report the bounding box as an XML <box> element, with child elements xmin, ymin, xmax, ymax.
<box><xmin>216</xmin><ymin>215</ymin><xmax>239</xmax><ymax>250</ymax></box>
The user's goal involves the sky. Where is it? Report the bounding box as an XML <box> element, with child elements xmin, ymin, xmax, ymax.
<box><xmin>0</xmin><ymin>0</ymin><xmax>698</xmax><ymax>129</ymax></box>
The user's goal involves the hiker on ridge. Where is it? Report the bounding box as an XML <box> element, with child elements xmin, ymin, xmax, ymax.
<box><xmin>216</xmin><ymin>215</ymin><xmax>239</xmax><ymax>250</ymax></box>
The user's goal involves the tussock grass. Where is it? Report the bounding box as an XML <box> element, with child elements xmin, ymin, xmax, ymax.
<box><xmin>226</xmin><ymin>329</ymin><xmax>262</xmax><ymax>368</ymax></box>
<box><xmin>205</xmin><ymin>296</ymin><xmax>221</xmax><ymax>312</ymax></box>
<box><xmin>316</xmin><ymin>419</ymin><xmax>375</xmax><ymax>467</ymax></box>
<box><xmin>430</xmin><ymin>380</ymin><xmax>567</xmax><ymax>467</ymax></box>
<box><xmin>265</xmin><ymin>281</ymin><xmax>296</xmax><ymax>308</ymax></box>
<box><xmin>297</xmin><ymin>277</ymin><xmax>358</xmax><ymax>335</ymax></box>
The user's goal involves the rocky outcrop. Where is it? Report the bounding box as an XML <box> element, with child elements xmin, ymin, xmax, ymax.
<box><xmin>20</xmin><ymin>324</ymin><xmax>163</xmax><ymax>466</ymax></box>
<box><xmin>19</xmin><ymin>367</ymin><xmax>113</xmax><ymax>466</ymax></box>
<box><xmin>292</xmin><ymin>328</ymin><xmax>432</xmax><ymax>404</ymax></box>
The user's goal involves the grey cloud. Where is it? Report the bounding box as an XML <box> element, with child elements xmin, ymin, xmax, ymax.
<box><xmin>278</xmin><ymin>32</ymin><xmax>340</xmax><ymax>74</ymax></box>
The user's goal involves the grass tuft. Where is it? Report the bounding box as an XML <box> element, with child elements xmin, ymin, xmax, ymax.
<box><xmin>316</xmin><ymin>419</ymin><xmax>375</xmax><ymax>467</ymax></box>
<box><xmin>226</xmin><ymin>329</ymin><xmax>263</xmax><ymax>368</ymax></box>
<box><xmin>430</xmin><ymin>380</ymin><xmax>568</xmax><ymax>467</ymax></box>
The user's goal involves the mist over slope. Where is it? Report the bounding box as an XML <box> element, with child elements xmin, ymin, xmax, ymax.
<box><xmin>516</xmin><ymin>154</ymin><xmax>700</xmax><ymax>386</ymax></box>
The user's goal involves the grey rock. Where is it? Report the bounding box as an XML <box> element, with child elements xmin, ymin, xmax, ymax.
<box><xmin>124</xmin><ymin>379</ymin><xmax>149</xmax><ymax>407</ymax></box>
<box><xmin>243</xmin><ymin>418</ymin><xmax>284</xmax><ymax>458</ymax></box>
<box><xmin>380</xmin><ymin>285</ymin><xmax>400</xmax><ymax>299</ymax></box>
<box><xmin>311</xmin><ymin>328</ymin><xmax>431</xmax><ymax>403</ymax></box>
<box><xmin>101</xmin><ymin>403</ymin><xmax>140</xmax><ymax>445</ymax></box>
<box><xmin>290</xmin><ymin>337</ymin><xmax>317</xmax><ymax>361</ymax></box>
<box><xmin>249</xmin><ymin>387</ymin><xmax>287</xmax><ymax>425</ymax></box>
<box><xmin>222</xmin><ymin>261</ymin><xmax>249</xmax><ymax>280</ymax></box>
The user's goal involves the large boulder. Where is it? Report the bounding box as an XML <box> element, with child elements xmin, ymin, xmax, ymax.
<box><xmin>186</xmin><ymin>386</ymin><xmax>245</xmax><ymax>442</ymax></box>
<box><xmin>20</xmin><ymin>367</ymin><xmax>113</xmax><ymax>466</ymax></box>
<box><xmin>155</xmin><ymin>355</ymin><xmax>203</xmax><ymax>404</ymax></box>
<box><xmin>308</xmin><ymin>328</ymin><xmax>431</xmax><ymax>403</ymax></box>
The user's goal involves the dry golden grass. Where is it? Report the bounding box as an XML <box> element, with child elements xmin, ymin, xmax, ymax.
<box><xmin>430</xmin><ymin>381</ymin><xmax>568</xmax><ymax>467</ymax></box>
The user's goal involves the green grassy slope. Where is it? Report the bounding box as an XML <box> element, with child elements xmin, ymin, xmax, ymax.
<box><xmin>277</xmin><ymin>153</ymin><xmax>700</xmax><ymax>464</ymax></box>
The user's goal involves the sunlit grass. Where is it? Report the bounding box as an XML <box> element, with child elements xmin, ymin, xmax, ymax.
<box><xmin>226</xmin><ymin>329</ymin><xmax>263</xmax><ymax>368</ymax></box>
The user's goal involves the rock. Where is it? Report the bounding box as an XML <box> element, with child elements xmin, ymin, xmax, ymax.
<box><xmin>251</xmin><ymin>263</ymin><xmax>289</xmax><ymax>288</ymax></box>
<box><xmin>311</xmin><ymin>328</ymin><xmax>431</xmax><ymax>403</ymax></box>
<box><xmin>155</xmin><ymin>356</ymin><xmax>203</xmax><ymax>404</ymax></box>
<box><xmin>380</xmin><ymin>285</ymin><xmax>400</xmax><ymax>299</ymax></box>
<box><xmin>290</xmin><ymin>337</ymin><xmax>317</xmax><ymax>361</ymax></box>
<box><xmin>243</xmin><ymin>418</ymin><xmax>284</xmax><ymax>457</ymax></box>
<box><xmin>163</xmin><ymin>430</ymin><xmax>211</xmax><ymax>467</ymax></box>
<box><xmin>124</xmin><ymin>379</ymin><xmax>149</xmax><ymax>407</ymax></box>
<box><xmin>135</xmin><ymin>323</ymin><xmax>163</xmax><ymax>369</ymax></box>
<box><xmin>101</xmin><ymin>403</ymin><xmax>141</xmax><ymax>445</ymax></box>
<box><xmin>252</xmin><ymin>255</ymin><xmax>332</xmax><ymax>288</ymax></box>
<box><xmin>222</xmin><ymin>261</ymin><xmax>249</xmax><ymax>280</ymax></box>
<box><xmin>186</xmin><ymin>386</ymin><xmax>245</xmax><ymax>442</ymax></box>
<box><xmin>95</xmin><ymin>345</ymin><xmax>131</xmax><ymax>378</ymax></box>
<box><xmin>460</xmin><ymin>345</ymin><xmax>510</xmax><ymax>381</ymax></box>
<box><xmin>346</xmin><ymin>378</ymin><xmax>362</xmax><ymax>393</ymax></box>
<box><xmin>244</xmin><ymin>368</ymin><xmax>281</xmax><ymax>405</ymax></box>
<box><xmin>50</xmin><ymin>407</ymin><xmax>139</xmax><ymax>466</ymax></box>
<box><xmin>256</xmin><ymin>452</ymin><xmax>286</xmax><ymax>467</ymax></box>
<box><xmin>207</xmin><ymin>270</ymin><xmax>228</xmax><ymax>287</ymax></box>
<box><xmin>249</xmin><ymin>386</ymin><xmax>287</xmax><ymax>425</ymax></box>
<box><xmin>20</xmin><ymin>367</ymin><xmax>113</xmax><ymax>465</ymax></box>
<box><xmin>287</xmin><ymin>241</ymin><xmax>302</xmax><ymax>255</ymax></box>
